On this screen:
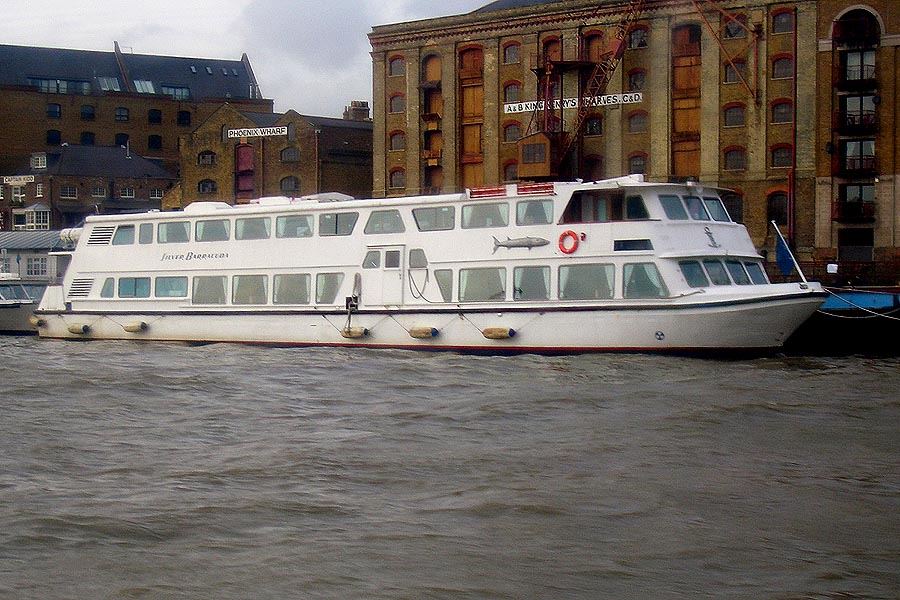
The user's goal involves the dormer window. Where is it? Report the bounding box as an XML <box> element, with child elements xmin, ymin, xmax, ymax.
<box><xmin>31</xmin><ymin>153</ymin><xmax>47</xmax><ymax>169</ymax></box>
<box><xmin>134</xmin><ymin>80</ymin><xmax>155</xmax><ymax>94</ymax></box>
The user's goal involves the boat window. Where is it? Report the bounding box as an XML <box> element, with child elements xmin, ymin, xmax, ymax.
<box><xmin>703</xmin><ymin>197</ymin><xmax>731</xmax><ymax>222</ymax></box>
<box><xmin>112</xmin><ymin>225</ymin><xmax>135</xmax><ymax>245</ymax></box>
<box><xmin>413</xmin><ymin>206</ymin><xmax>455</xmax><ymax>231</ymax></box>
<box><xmin>364</xmin><ymin>209</ymin><xmax>406</xmax><ymax>234</ymax></box>
<box><xmin>459</xmin><ymin>267</ymin><xmax>506</xmax><ymax>302</ymax></box>
<box><xmin>614</xmin><ymin>239</ymin><xmax>653</xmax><ymax>251</ymax></box>
<box><xmin>684</xmin><ymin>196</ymin><xmax>711</xmax><ymax>221</ymax></box>
<box><xmin>623</xmin><ymin>263</ymin><xmax>669</xmax><ymax>298</ymax></box>
<box><xmin>725</xmin><ymin>260</ymin><xmax>751</xmax><ymax>285</ymax></box>
<box><xmin>100</xmin><ymin>278</ymin><xmax>114</xmax><ymax>298</ymax></box>
<box><xmin>158</xmin><ymin>221</ymin><xmax>190</xmax><ymax>243</ymax></box>
<box><xmin>744</xmin><ymin>262</ymin><xmax>768</xmax><ymax>284</ymax></box>
<box><xmin>409</xmin><ymin>249</ymin><xmax>428</xmax><ymax>268</ymax></box>
<box><xmin>232</xmin><ymin>274</ymin><xmax>268</xmax><ymax>304</ymax></box>
<box><xmin>155</xmin><ymin>276</ymin><xmax>188</xmax><ymax>297</ymax></box>
<box><xmin>385</xmin><ymin>250</ymin><xmax>401</xmax><ymax>269</ymax></box>
<box><xmin>192</xmin><ymin>276</ymin><xmax>227</xmax><ymax>304</ymax></box>
<box><xmin>196</xmin><ymin>219</ymin><xmax>230</xmax><ymax>242</ymax></box>
<box><xmin>0</xmin><ymin>284</ymin><xmax>27</xmax><ymax>300</ymax></box>
<box><xmin>559</xmin><ymin>264</ymin><xmax>614</xmax><ymax>299</ymax></box>
<box><xmin>560</xmin><ymin>190</ymin><xmax>627</xmax><ymax>223</ymax></box>
<box><xmin>435</xmin><ymin>269</ymin><xmax>453</xmax><ymax>302</ymax></box>
<box><xmin>316</xmin><ymin>273</ymin><xmax>345</xmax><ymax>303</ymax></box>
<box><xmin>139</xmin><ymin>223</ymin><xmax>153</xmax><ymax>244</ymax></box>
<box><xmin>118</xmin><ymin>277</ymin><xmax>151</xmax><ymax>298</ymax></box>
<box><xmin>625</xmin><ymin>195</ymin><xmax>650</xmax><ymax>220</ymax></box>
<box><xmin>679</xmin><ymin>261</ymin><xmax>710</xmax><ymax>287</ymax></box>
<box><xmin>516</xmin><ymin>200</ymin><xmax>552</xmax><ymax>225</ymax></box>
<box><xmin>513</xmin><ymin>266</ymin><xmax>550</xmax><ymax>300</ymax></box>
<box><xmin>235</xmin><ymin>217</ymin><xmax>271</xmax><ymax>240</ymax></box>
<box><xmin>319</xmin><ymin>212</ymin><xmax>358</xmax><ymax>236</ymax></box>
<box><xmin>273</xmin><ymin>274</ymin><xmax>311</xmax><ymax>304</ymax></box>
<box><xmin>461</xmin><ymin>203</ymin><xmax>509</xmax><ymax>229</ymax></box>
<box><xmin>363</xmin><ymin>250</ymin><xmax>380</xmax><ymax>269</ymax></box>
<box><xmin>702</xmin><ymin>259</ymin><xmax>731</xmax><ymax>285</ymax></box>
<box><xmin>659</xmin><ymin>195</ymin><xmax>689</xmax><ymax>220</ymax></box>
<box><xmin>276</xmin><ymin>215</ymin><xmax>313</xmax><ymax>238</ymax></box>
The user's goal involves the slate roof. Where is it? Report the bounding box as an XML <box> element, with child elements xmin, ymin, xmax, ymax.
<box><xmin>0</xmin><ymin>230</ymin><xmax>66</xmax><ymax>251</ymax></box>
<box><xmin>24</xmin><ymin>145</ymin><xmax>176</xmax><ymax>179</ymax></box>
<box><xmin>472</xmin><ymin>0</ymin><xmax>568</xmax><ymax>13</ymax></box>
<box><xmin>0</xmin><ymin>42</ymin><xmax>261</xmax><ymax>102</ymax></box>
<box><xmin>240</xmin><ymin>111</ymin><xmax>373</xmax><ymax>131</ymax></box>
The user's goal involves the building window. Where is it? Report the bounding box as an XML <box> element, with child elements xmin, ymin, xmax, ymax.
<box><xmin>198</xmin><ymin>179</ymin><xmax>217</xmax><ymax>194</ymax></box>
<box><xmin>389</xmin><ymin>131</ymin><xmax>406</xmax><ymax>151</ymax></box>
<box><xmin>31</xmin><ymin>153</ymin><xmax>47</xmax><ymax>169</ymax></box>
<box><xmin>114</xmin><ymin>133</ymin><xmax>129</xmax><ymax>147</ymax></box>
<box><xmin>162</xmin><ymin>85</ymin><xmax>190</xmax><ymax>100</ymax></box>
<box><xmin>772</xmin><ymin>10</ymin><xmax>793</xmax><ymax>34</ymax></box>
<box><xmin>27</xmin><ymin>257</ymin><xmax>48</xmax><ymax>275</ymax></box>
<box><xmin>503</xmin><ymin>82</ymin><xmax>521</xmax><ymax>103</ymax></box>
<box><xmin>501</xmin><ymin>123</ymin><xmax>520</xmax><ymax>143</ymax></box>
<box><xmin>280</xmin><ymin>176</ymin><xmax>300</xmax><ymax>193</ymax></box>
<box><xmin>280</xmin><ymin>147</ymin><xmax>300</xmax><ymax>162</ymax></box>
<box><xmin>628</xmin><ymin>69</ymin><xmax>646</xmax><ymax>92</ymax></box>
<box><xmin>771</xmin><ymin>100</ymin><xmax>793</xmax><ymax>123</ymax></box>
<box><xmin>771</xmin><ymin>145</ymin><xmax>792</xmax><ymax>168</ymax></box>
<box><xmin>627</xmin><ymin>111</ymin><xmax>648</xmax><ymax>133</ymax></box>
<box><xmin>150</xmin><ymin>189</ymin><xmax>163</xmax><ymax>200</ymax></box>
<box><xmin>177</xmin><ymin>111</ymin><xmax>191</xmax><ymax>126</ymax></box>
<box><xmin>80</xmin><ymin>105</ymin><xmax>96</xmax><ymax>120</ymax></box>
<box><xmin>389</xmin><ymin>94</ymin><xmax>405</xmax><ymax>114</ymax></box>
<box><xmin>724</xmin><ymin>14</ymin><xmax>748</xmax><ymax>39</ymax></box>
<box><xmin>502</xmin><ymin>43</ymin><xmax>521</xmax><ymax>64</ymax></box>
<box><xmin>724</xmin><ymin>104</ymin><xmax>745</xmax><ymax>127</ymax></box>
<box><xmin>503</xmin><ymin>161</ymin><xmax>518</xmax><ymax>182</ymax></box>
<box><xmin>628</xmin><ymin>153</ymin><xmax>647</xmax><ymax>174</ymax></box>
<box><xmin>60</xmin><ymin>185</ymin><xmax>77</xmax><ymax>199</ymax></box>
<box><xmin>134</xmin><ymin>80</ymin><xmax>155</xmax><ymax>94</ymax></box>
<box><xmin>80</xmin><ymin>131</ymin><xmax>95</xmax><ymax>145</ymax></box>
<box><xmin>724</xmin><ymin>147</ymin><xmax>746</xmax><ymax>170</ymax></box>
<box><xmin>46</xmin><ymin>103</ymin><xmax>61</xmax><ymax>118</ymax></box>
<box><xmin>120</xmin><ymin>187</ymin><xmax>135</xmax><ymax>199</ymax></box>
<box><xmin>46</xmin><ymin>130</ymin><xmax>61</xmax><ymax>145</ymax></box>
<box><xmin>115</xmin><ymin>107</ymin><xmax>129</xmax><ymax>122</ymax></box>
<box><xmin>36</xmin><ymin>183</ymin><xmax>44</xmax><ymax>197</ymax></box>
<box><xmin>721</xmin><ymin>192</ymin><xmax>743</xmax><ymax>223</ymax></box>
<box><xmin>767</xmin><ymin>192</ymin><xmax>789</xmax><ymax>225</ymax></box>
<box><xmin>148</xmin><ymin>135</ymin><xmax>163</xmax><ymax>150</ymax></box>
<box><xmin>92</xmin><ymin>186</ymin><xmax>107</xmax><ymax>198</ymax></box>
<box><xmin>389</xmin><ymin>168</ymin><xmax>405</xmax><ymax>189</ymax></box>
<box><xmin>12</xmin><ymin>186</ymin><xmax>25</xmax><ymax>205</ymax></box>
<box><xmin>842</xmin><ymin>139</ymin><xmax>875</xmax><ymax>171</ymax></box>
<box><xmin>585</xmin><ymin>117</ymin><xmax>602</xmax><ymax>136</ymax></box>
<box><xmin>629</xmin><ymin>27</ymin><xmax>648</xmax><ymax>49</ymax></box>
<box><xmin>148</xmin><ymin>109</ymin><xmax>162</xmax><ymax>124</ymax></box>
<box><xmin>97</xmin><ymin>76</ymin><xmax>120</xmax><ymax>91</ymax></box>
<box><xmin>772</xmin><ymin>56</ymin><xmax>793</xmax><ymax>79</ymax></box>
<box><xmin>198</xmin><ymin>150</ymin><xmax>217</xmax><ymax>165</ymax></box>
<box><xmin>724</xmin><ymin>60</ymin><xmax>745</xmax><ymax>83</ymax></box>
<box><xmin>842</xmin><ymin>50</ymin><xmax>876</xmax><ymax>82</ymax></box>
<box><xmin>389</xmin><ymin>56</ymin><xmax>405</xmax><ymax>77</ymax></box>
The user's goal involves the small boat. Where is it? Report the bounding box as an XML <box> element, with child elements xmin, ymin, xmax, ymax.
<box><xmin>0</xmin><ymin>273</ymin><xmax>44</xmax><ymax>334</ymax></box>
<box><xmin>34</xmin><ymin>176</ymin><xmax>826</xmax><ymax>352</ymax></box>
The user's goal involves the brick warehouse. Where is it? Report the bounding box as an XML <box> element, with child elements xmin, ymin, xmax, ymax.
<box><xmin>369</xmin><ymin>0</ymin><xmax>900</xmax><ymax>283</ymax></box>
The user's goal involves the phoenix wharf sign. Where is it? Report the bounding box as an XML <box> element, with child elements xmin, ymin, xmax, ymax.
<box><xmin>503</xmin><ymin>92</ymin><xmax>643</xmax><ymax>114</ymax></box>
<box><xmin>227</xmin><ymin>126</ymin><xmax>289</xmax><ymax>139</ymax></box>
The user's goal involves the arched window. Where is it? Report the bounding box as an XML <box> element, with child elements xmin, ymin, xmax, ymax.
<box><xmin>771</xmin><ymin>99</ymin><xmax>792</xmax><ymax>123</ymax></box>
<box><xmin>459</xmin><ymin>47</ymin><xmax>483</xmax><ymax>76</ymax></box>
<box><xmin>198</xmin><ymin>179</ymin><xmax>217</xmax><ymax>194</ymax></box>
<box><xmin>503</xmin><ymin>82</ymin><xmax>521</xmax><ymax>103</ymax></box>
<box><xmin>148</xmin><ymin>135</ymin><xmax>162</xmax><ymax>150</ymax></box>
<box><xmin>148</xmin><ymin>109</ymin><xmax>162</xmax><ymax>124</ymax></box>
<box><xmin>724</xmin><ymin>103</ymin><xmax>746</xmax><ymax>127</ymax></box>
<box><xmin>772</xmin><ymin>10</ymin><xmax>793</xmax><ymax>34</ymax></box>
<box><xmin>389</xmin><ymin>56</ymin><xmax>405</xmax><ymax>77</ymax></box>
<box><xmin>389</xmin><ymin>94</ymin><xmax>405</xmax><ymax>114</ymax></box>
<box><xmin>198</xmin><ymin>150</ymin><xmax>217</xmax><ymax>165</ymax></box>
<box><xmin>503</xmin><ymin>43</ymin><xmax>520</xmax><ymax>64</ymax></box>
<box><xmin>721</xmin><ymin>191</ymin><xmax>744</xmax><ymax>223</ymax></box>
<box><xmin>503</xmin><ymin>161</ymin><xmax>518</xmax><ymax>182</ymax></box>
<box><xmin>585</xmin><ymin>116</ymin><xmax>602</xmax><ymax>136</ymax></box>
<box><xmin>177</xmin><ymin>110</ymin><xmax>191</xmax><ymax>126</ymax></box>
<box><xmin>542</xmin><ymin>38</ymin><xmax>562</xmax><ymax>62</ymax></box>
<box><xmin>115</xmin><ymin>107</ymin><xmax>129</xmax><ymax>122</ymax></box>
<box><xmin>767</xmin><ymin>191</ymin><xmax>788</xmax><ymax>225</ymax></box>
<box><xmin>389</xmin><ymin>131</ymin><xmax>406</xmax><ymax>151</ymax></box>
<box><xmin>280</xmin><ymin>147</ymin><xmax>300</xmax><ymax>162</ymax></box>
<box><xmin>582</xmin><ymin>32</ymin><xmax>604</xmax><ymax>62</ymax></box>
<box><xmin>389</xmin><ymin>168</ymin><xmax>406</xmax><ymax>189</ymax></box>
<box><xmin>724</xmin><ymin>14</ymin><xmax>748</xmax><ymax>39</ymax></box>
<box><xmin>280</xmin><ymin>176</ymin><xmax>300</xmax><ymax>193</ymax></box>
<box><xmin>503</xmin><ymin>122</ymin><xmax>520</xmax><ymax>143</ymax></box>
<box><xmin>724</xmin><ymin>59</ymin><xmax>746</xmax><ymax>83</ymax></box>
<box><xmin>80</xmin><ymin>105</ymin><xmax>95</xmax><ymax>121</ymax></box>
<box><xmin>629</xmin><ymin>26</ymin><xmax>649</xmax><ymax>49</ymax></box>
<box><xmin>724</xmin><ymin>147</ymin><xmax>746</xmax><ymax>170</ymax></box>
<box><xmin>46</xmin><ymin>103</ymin><xmax>61</xmax><ymax>118</ymax></box>
<box><xmin>772</xmin><ymin>56</ymin><xmax>793</xmax><ymax>79</ymax></box>
<box><xmin>771</xmin><ymin>145</ymin><xmax>792</xmax><ymax>168</ymax></box>
<box><xmin>80</xmin><ymin>131</ymin><xmax>95</xmax><ymax>145</ymax></box>
<box><xmin>628</xmin><ymin>111</ymin><xmax>648</xmax><ymax>133</ymax></box>
<box><xmin>115</xmin><ymin>133</ymin><xmax>129</xmax><ymax>147</ymax></box>
<box><xmin>629</xmin><ymin>152</ymin><xmax>647</xmax><ymax>174</ymax></box>
<box><xmin>422</xmin><ymin>54</ymin><xmax>442</xmax><ymax>83</ymax></box>
<box><xmin>628</xmin><ymin>69</ymin><xmax>646</xmax><ymax>92</ymax></box>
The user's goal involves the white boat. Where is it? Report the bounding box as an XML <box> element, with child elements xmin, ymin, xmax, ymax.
<box><xmin>34</xmin><ymin>176</ymin><xmax>826</xmax><ymax>352</ymax></box>
<box><xmin>0</xmin><ymin>273</ymin><xmax>43</xmax><ymax>334</ymax></box>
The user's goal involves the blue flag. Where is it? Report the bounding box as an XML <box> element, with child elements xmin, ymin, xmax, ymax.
<box><xmin>775</xmin><ymin>233</ymin><xmax>794</xmax><ymax>276</ymax></box>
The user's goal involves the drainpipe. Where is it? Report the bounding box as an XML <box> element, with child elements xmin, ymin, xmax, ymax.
<box><xmin>789</xmin><ymin>6</ymin><xmax>798</xmax><ymax>246</ymax></box>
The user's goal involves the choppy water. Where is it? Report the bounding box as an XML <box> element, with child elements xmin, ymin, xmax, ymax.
<box><xmin>1</xmin><ymin>336</ymin><xmax>898</xmax><ymax>599</ymax></box>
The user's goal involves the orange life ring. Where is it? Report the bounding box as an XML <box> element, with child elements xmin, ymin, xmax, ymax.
<box><xmin>559</xmin><ymin>230</ymin><xmax>579</xmax><ymax>254</ymax></box>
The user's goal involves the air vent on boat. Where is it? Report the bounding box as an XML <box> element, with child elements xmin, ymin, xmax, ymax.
<box><xmin>86</xmin><ymin>226</ymin><xmax>116</xmax><ymax>245</ymax></box>
<box><xmin>67</xmin><ymin>279</ymin><xmax>94</xmax><ymax>298</ymax></box>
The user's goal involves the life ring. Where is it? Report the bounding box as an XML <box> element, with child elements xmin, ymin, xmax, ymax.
<box><xmin>559</xmin><ymin>230</ymin><xmax>579</xmax><ymax>254</ymax></box>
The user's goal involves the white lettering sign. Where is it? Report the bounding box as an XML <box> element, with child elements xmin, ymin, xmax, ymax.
<box><xmin>2</xmin><ymin>175</ymin><xmax>36</xmax><ymax>184</ymax></box>
<box><xmin>503</xmin><ymin>93</ymin><xmax>643</xmax><ymax>114</ymax></box>
<box><xmin>227</xmin><ymin>126</ymin><xmax>289</xmax><ymax>139</ymax></box>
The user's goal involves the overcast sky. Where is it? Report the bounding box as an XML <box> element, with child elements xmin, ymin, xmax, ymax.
<box><xmin>2</xmin><ymin>0</ymin><xmax>488</xmax><ymax>117</ymax></box>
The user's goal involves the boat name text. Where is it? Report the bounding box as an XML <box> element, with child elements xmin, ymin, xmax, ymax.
<box><xmin>161</xmin><ymin>252</ymin><xmax>230</xmax><ymax>261</ymax></box>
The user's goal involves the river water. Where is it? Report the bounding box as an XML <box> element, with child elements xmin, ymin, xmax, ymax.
<box><xmin>1</xmin><ymin>336</ymin><xmax>898</xmax><ymax>599</ymax></box>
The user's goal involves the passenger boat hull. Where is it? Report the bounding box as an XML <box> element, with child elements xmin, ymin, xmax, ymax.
<box><xmin>0</xmin><ymin>301</ymin><xmax>39</xmax><ymax>335</ymax></box>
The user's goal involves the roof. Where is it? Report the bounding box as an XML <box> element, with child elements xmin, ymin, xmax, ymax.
<box><xmin>30</xmin><ymin>145</ymin><xmax>176</xmax><ymax>179</ymax></box>
<box><xmin>0</xmin><ymin>42</ymin><xmax>262</xmax><ymax>102</ymax></box>
<box><xmin>472</xmin><ymin>0</ymin><xmax>568</xmax><ymax>13</ymax></box>
<box><xmin>239</xmin><ymin>111</ymin><xmax>373</xmax><ymax>131</ymax></box>
<box><xmin>0</xmin><ymin>230</ymin><xmax>65</xmax><ymax>251</ymax></box>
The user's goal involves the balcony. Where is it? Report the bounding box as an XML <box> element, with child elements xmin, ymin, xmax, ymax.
<box><xmin>834</xmin><ymin>64</ymin><xmax>876</xmax><ymax>91</ymax></box>
<box><xmin>837</xmin><ymin>155</ymin><xmax>876</xmax><ymax>177</ymax></box>
<box><xmin>832</xmin><ymin>200</ymin><xmax>876</xmax><ymax>223</ymax></box>
<box><xmin>421</xmin><ymin>112</ymin><xmax>442</xmax><ymax>131</ymax></box>
<box><xmin>833</xmin><ymin>109</ymin><xmax>877</xmax><ymax>135</ymax></box>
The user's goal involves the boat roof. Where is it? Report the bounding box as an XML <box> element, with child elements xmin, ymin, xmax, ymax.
<box><xmin>0</xmin><ymin>230</ymin><xmax>68</xmax><ymax>251</ymax></box>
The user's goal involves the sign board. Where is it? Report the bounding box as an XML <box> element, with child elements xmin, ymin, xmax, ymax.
<box><xmin>503</xmin><ymin>92</ymin><xmax>643</xmax><ymax>114</ymax></box>
<box><xmin>2</xmin><ymin>175</ymin><xmax>35</xmax><ymax>184</ymax></box>
<box><xmin>227</xmin><ymin>126</ymin><xmax>288</xmax><ymax>139</ymax></box>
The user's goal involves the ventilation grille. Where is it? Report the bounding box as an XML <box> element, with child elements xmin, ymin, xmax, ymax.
<box><xmin>67</xmin><ymin>279</ymin><xmax>94</xmax><ymax>298</ymax></box>
<box><xmin>87</xmin><ymin>226</ymin><xmax>116</xmax><ymax>245</ymax></box>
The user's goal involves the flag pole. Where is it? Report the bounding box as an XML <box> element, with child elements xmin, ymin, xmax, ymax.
<box><xmin>771</xmin><ymin>220</ymin><xmax>807</xmax><ymax>283</ymax></box>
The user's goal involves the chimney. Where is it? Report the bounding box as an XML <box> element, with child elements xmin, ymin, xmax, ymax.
<box><xmin>343</xmin><ymin>100</ymin><xmax>371</xmax><ymax>121</ymax></box>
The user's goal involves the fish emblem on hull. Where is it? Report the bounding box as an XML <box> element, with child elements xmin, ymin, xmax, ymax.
<box><xmin>492</xmin><ymin>236</ymin><xmax>551</xmax><ymax>254</ymax></box>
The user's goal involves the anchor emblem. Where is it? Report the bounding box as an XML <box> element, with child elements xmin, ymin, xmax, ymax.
<box><xmin>704</xmin><ymin>226</ymin><xmax>721</xmax><ymax>248</ymax></box>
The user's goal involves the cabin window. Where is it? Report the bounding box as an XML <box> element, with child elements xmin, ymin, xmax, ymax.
<box><xmin>679</xmin><ymin>261</ymin><xmax>710</xmax><ymax>287</ymax></box>
<box><xmin>559</xmin><ymin>264</ymin><xmax>614</xmax><ymax>300</ymax></box>
<box><xmin>155</xmin><ymin>276</ymin><xmax>188</xmax><ymax>297</ymax></box>
<box><xmin>363</xmin><ymin>251</ymin><xmax>380</xmax><ymax>269</ymax></box>
<box><xmin>413</xmin><ymin>206</ymin><xmax>455</xmax><ymax>231</ymax></box>
<box><xmin>385</xmin><ymin>251</ymin><xmax>401</xmax><ymax>269</ymax></box>
<box><xmin>316</xmin><ymin>273</ymin><xmax>345</xmax><ymax>304</ymax></box>
<box><xmin>233</xmin><ymin>275</ymin><xmax>268</xmax><ymax>304</ymax></box>
<box><xmin>561</xmin><ymin>191</ymin><xmax>631</xmax><ymax>223</ymax></box>
<box><xmin>624</xmin><ymin>263</ymin><xmax>668</xmax><ymax>298</ymax></box>
<box><xmin>276</xmin><ymin>215</ymin><xmax>313</xmax><ymax>238</ymax></box>
<box><xmin>684</xmin><ymin>196</ymin><xmax>710</xmax><ymax>220</ymax></box>
<box><xmin>112</xmin><ymin>225</ymin><xmax>135</xmax><ymax>245</ymax></box>
<box><xmin>409</xmin><ymin>249</ymin><xmax>428</xmax><ymax>269</ymax></box>
<box><xmin>459</xmin><ymin>267</ymin><xmax>506</xmax><ymax>302</ymax></box>
<box><xmin>660</xmin><ymin>195</ymin><xmax>689</xmax><ymax>220</ymax></box>
<box><xmin>725</xmin><ymin>260</ymin><xmax>751</xmax><ymax>285</ymax></box>
<box><xmin>703</xmin><ymin>197</ymin><xmax>731</xmax><ymax>222</ymax></box>
<box><xmin>625</xmin><ymin>196</ymin><xmax>650</xmax><ymax>220</ymax></box>
<box><xmin>118</xmin><ymin>277</ymin><xmax>151</xmax><ymax>298</ymax></box>
<box><xmin>744</xmin><ymin>262</ymin><xmax>768</xmax><ymax>284</ymax></box>
<box><xmin>513</xmin><ymin>266</ymin><xmax>550</xmax><ymax>301</ymax></box>
<box><xmin>195</xmin><ymin>219</ymin><xmax>230</xmax><ymax>242</ymax></box>
<box><xmin>139</xmin><ymin>223</ymin><xmax>153</xmax><ymax>244</ymax></box>
<box><xmin>100</xmin><ymin>278</ymin><xmax>115</xmax><ymax>298</ymax></box>
<box><xmin>703</xmin><ymin>259</ymin><xmax>731</xmax><ymax>285</ymax></box>
<box><xmin>614</xmin><ymin>239</ymin><xmax>653</xmax><ymax>251</ymax></box>
<box><xmin>319</xmin><ymin>212</ymin><xmax>358</xmax><ymax>236</ymax></box>
<box><xmin>235</xmin><ymin>217</ymin><xmax>271</xmax><ymax>240</ymax></box>
<box><xmin>273</xmin><ymin>274</ymin><xmax>311</xmax><ymax>304</ymax></box>
<box><xmin>461</xmin><ymin>202</ymin><xmax>509</xmax><ymax>229</ymax></box>
<box><xmin>435</xmin><ymin>269</ymin><xmax>453</xmax><ymax>302</ymax></box>
<box><xmin>364</xmin><ymin>209</ymin><xmax>406</xmax><ymax>234</ymax></box>
<box><xmin>158</xmin><ymin>221</ymin><xmax>190</xmax><ymax>243</ymax></box>
<box><xmin>192</xmin><ymin>276</ymin><xmax>227</xmax><ymax>304</ymax></box>
<box><xmin>516</xmin><ymin>200</ymin><xmax>552</xmax><ymax>225</ymax></box>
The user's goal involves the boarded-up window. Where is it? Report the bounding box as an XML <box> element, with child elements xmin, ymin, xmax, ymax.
<box><xmin>461</xmin><ymin>85</ymin><xmax>483</xmax><ymax>118</ymax></box>
<box><xmin>423</xmin><ymin>55</ymin><xmax>442</xmax><ymax>82</ymax></box>
<box><xmin>462</xmin><ymin>124</ymin><xmax>482</xmax><ymax>155</ymax></box>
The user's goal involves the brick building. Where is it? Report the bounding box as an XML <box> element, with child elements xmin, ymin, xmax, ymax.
<box><xmin>369</xmin><ymin>0</ymin><xmax>900</xmax><ymax>282</ymax></box>
<box><xmin>170</xmin><ymin>102</ymin><xmax>372</xmax><ymax>208</ymax></box>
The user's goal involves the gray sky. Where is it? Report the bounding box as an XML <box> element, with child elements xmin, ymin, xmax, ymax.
<box><xmin>2</xmin><ymin>0</ymin><xmax>487</xmax><ymax>117</ymax></box>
